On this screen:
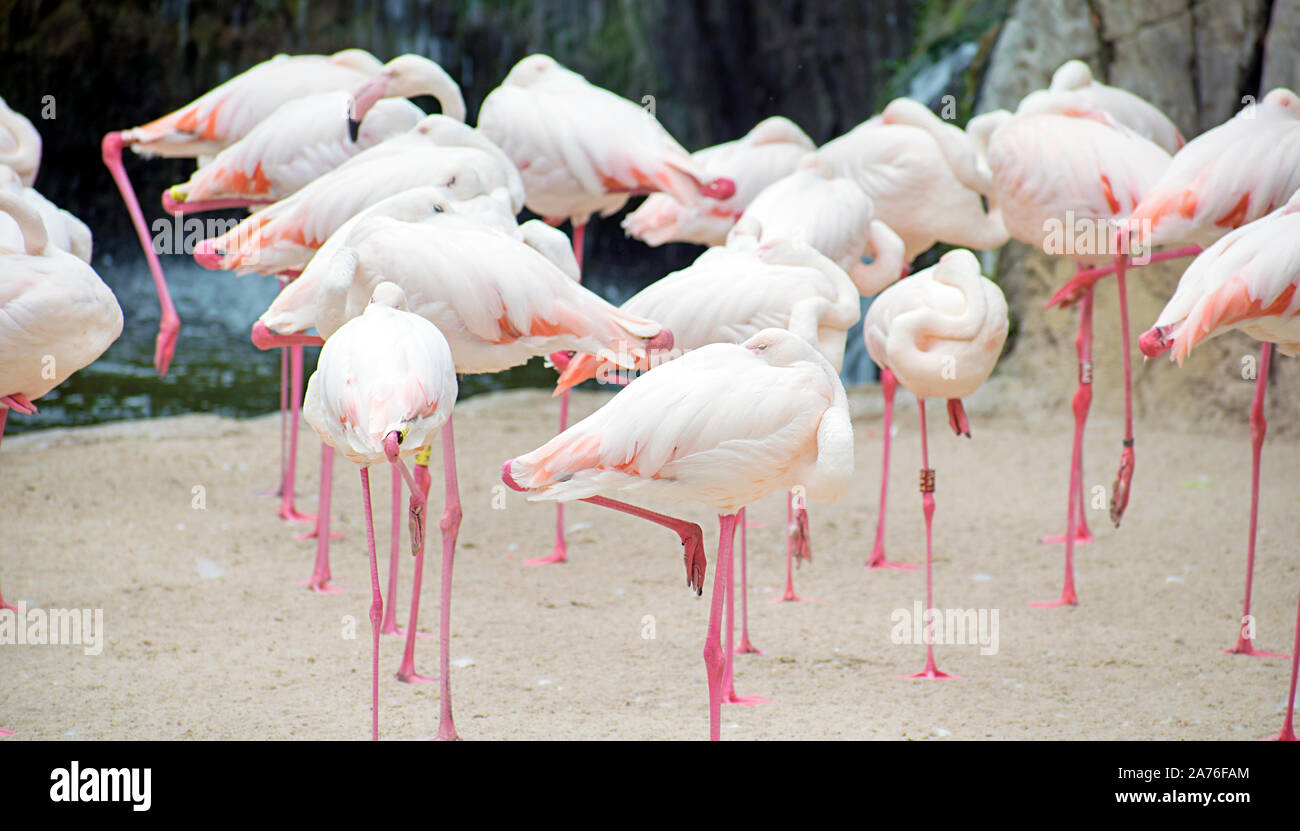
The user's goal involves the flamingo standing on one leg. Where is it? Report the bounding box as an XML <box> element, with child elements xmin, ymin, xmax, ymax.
<box><xmin>303</xmin><ymin>281</ymin><xmax>457</xmax><ymax>741</ymax></box>
<box><xmin>477</xmin><ymin>53</ymin><xmax>735</xmax><ymax>566</ymax></box>
<box><xmin>1054</xmin><ymin>88</ymin><xmax>1300</xmax><ymax>645</ymax></box>
<box><xmin>0</xmin><ymin>190</ymin><xmax>122</xmax><ymax>619</ymax></box>
<box><xmin>622</xmin><ymin>116</ymin><xmax>814</xmax><ymax>247</ymax></box>
<box><xmin>503</xmin><ymin>328</ymin><xmax>853</xmax><ymax>740</ymax></box>
<box><xmin>922</xmin><ymin>99</ymin><xmax>1172</xmax><ymax>606</ymax></box>
<box><xmin>1138</xmin><ymin>189</ymin><xmax>1300</xmax><ymax>738</ymax></box>
<box><xmin>258</xmin><ymin>192</ymin><xmax>670</xmax><ymax>687</ymax></box>
<box><xmin>554</xmin><ymin>234</ymin><xmax>861</xmax><ymax>695</ymax></box>
<box><xmin>864</xmin><ymin>249</ymin><xmax>1008</xmax><ymax>679</ymax></box>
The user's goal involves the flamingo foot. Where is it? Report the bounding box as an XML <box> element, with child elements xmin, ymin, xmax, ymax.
<box><xmin>866</xmin><ymin>543</ymin><xmax>920</xmax><ymax>570</ymax></box>
<box><xmin>295</xmin><ymin>576</ymin><xmax>345</xmax><ymax>595</ymax></box>
<box><xmin>790</xmin><ymin>507</ymin><xmax>812</xmax><ymax>565</ymax></box>
<box><xmin>900</xmin><ymin>667</ymin><xmax>964</xmax><ymax>681</ymax></box>
<box><xmin>0</xmin><ymin>729</ymin><xmax>13</xmax><ymax>737</ymax></box>
<box><xmin>1030</xmin><ymin>588</ymin><xmax>1079</xmax><ymax>608</ymax></box>
<box><xmin>769</xmin><ymin>588</ymin><xmax>818</xmax><ymax>603</ymax></box>
<box><xmin>295</xmin><ymin>525</ymin><xmax>343</xmax><ymax>541</ymax></box>
<box><xmin>722</xmin><ymin>690</ymin><xmax>767</xmax><ymax>706</ymax></box>
<box><xmin>1223</xmin><ymin>636</ymin><xmax>1287</xmax><ymax>658</ymax></box>
<box><xmin>523</xmin><ymin>547</ymin><xmax>567</xmax><ymax>567</ymax></box>
<box><xmin>946</xmin><ymin>398</ymin><xmax>971</xmax><ymax>438</ymax></box>
<box><xmin>735</xmin><ymin>636</ymin><xmax>762</xmax><ymax>655</ymax></box>
<box><xmin>1271</xmin><ymin>725</ymin><xmax>1297</xmax><ymax>741</ymax></box>
<box><xmin>279</xmin><ymin>505</ymin><xmax>316</xmax><ymax>524</ymax></box>
<box><xmin>1109</xmin><ymin>443</ymin><xmax>1135</xmax><ymax>527</ymax></box>
<box><xmin>1039</xmin><ymin>529</ymin><xmax>1094</xmax><ymax>545</ymax></box>
<box><xmin>154</xmin><ymin>313</ymin><xmax>180</xmax><ymax>379</ymax></box>
<box><xmin>395</xmin><ymin>667</ymin><xmax>438</xmax><ymax>685</ymax></box>
<box><xmin>387</xmin><ymin>627</ymin><xmax>437</xmax><ymax>640</ymax></box>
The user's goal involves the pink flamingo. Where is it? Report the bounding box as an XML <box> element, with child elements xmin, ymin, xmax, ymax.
<box><xmin>503</xmin><ymin>328</ymin><xmax>853</xmax><ymax>740</ymax></box>
<box><xmin>933</xmin><ymin>100</ymin><xmax>1172</xmax><ymax>605</ymax></box>
<box><xmin>863</xmin><ymin>249</ymin><xmax>1008</xmax><ymax>679</ymax></box>
<box><xmin>623</xmin><ymin>116</ymin><xmax>814</xmax><ymax>247</ymax></box>
<box><xmin>1055</xmin><ymin>88</ymin><xmax>1300</xmax><ymax>643</ymax></box>
<box><xmin>813</xmin><ymin>97</ymin><xmax>1011</xmax><ymax>571</ymax></box>
<box><xmin>1138</xmin><ymin>189</ymin><xmax>1300</xmax><ymax>739</ymax></box>
<box><xmin>303</xmin><ymin>281</ymin><xmax>457</xmax><ymax>740</ymax></box>
<box><xmin>554</xmin><ymin>234</ymin><xmax>860</xmax><ymax>684</ymax></box>
<box><xmin>0</xmin><ymin>190</ymin><xmax>123</xmax><ymax>611</ymax></box>
<box><xmin>259</xmin><ymin>191</ymin><xmax>670</xmax><ymax>688</ymax></box>
<box><xmin>478</xmin><ymin>53</ymin><xmax>735</xmax><ymax>566</ymax></box>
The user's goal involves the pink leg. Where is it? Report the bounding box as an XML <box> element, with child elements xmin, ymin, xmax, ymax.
<box><xmin>1</xmin><ymin>411</ymin><xmax>18</xmax><ymax>612</ymax></box>
<box><xmin>278</xmin><ymin>344</ymin><xmax>313</xmax><ymax>523</ymax></box>
<box><xmin>296</xmin><ymin>444</ymin><xmax>344</xmax><ymax>593</ymax></box>
<box><xmin>431</xmin><ymin>420</ymin><xmax>463</xmax><ymax>740</ymax></box>
<box><xmin>525</xmin><ymin>221</ymin><xmax>587</xmax><ymax>568</ymax></box>
<box><xmin>1228</xmin><ymin>344</ymin><xmax>1287</xmax><ymax>658</ymax></box>
<box><xmin>359</xmin><ymin>467</ymin><xmax>383</xmax><ymax>741</ymax></box>
<box><xmin>903</xmin><ymin>399</ymin><xmax>962</xmax><ymax>681</ymax></box>
<box><xmin>396</xmin><ymin>453</ymin><xmax>436</xmax><ymax>685</ymax></box>
<box><xmin>1272</xmin><ymin>581</ymin><xmax>1300</xmax><ymax>740</ymax></box>
<box><xmin>381</xmin><ymin>465</ymin><xmax>403</xmax><ymax>635</ymax></box>
<box><xmin>260</xmin><ymin>345</ymin><xmax>291</xmax><ymax>499</ymax></box>
<box><xmin>868</xmin><ymin>367</ymin><xmax>918</xmax><ymax>570</ymax></box>
<box><xmin>101</xmin><ymin>132</ymin><xmax>180</xmax><ymax>378</ymax></box>
<box><xmin>723</xmin><ymin>508</ymin><xmax>765</xmax><ymax>706</ymax></box>
<box><xmin>734</xmin><ymin>507</ymin><xmax>761</xmax><ymax>655</ymax></box>
<box><xmin>1034</xmin><ymin>287</ymin><xmax>1092</xmax><ymax>607</ymax></box>
<box><xmin>1109</xmin><ymin>255</ymin><xmax>1136</xmax><ymax>527</ymax></box>
<box><xmin>704</xmin><ymin>514</ymin><xmax>737</xmax><ymax>740</ymax></box>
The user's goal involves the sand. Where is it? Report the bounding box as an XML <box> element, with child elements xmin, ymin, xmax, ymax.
<box><xmin>1</xmin><ymin>384</ymin><xmax>1297</xmax><ymax>741</ymax></box>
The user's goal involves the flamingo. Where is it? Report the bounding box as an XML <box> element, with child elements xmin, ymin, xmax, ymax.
<box><xmin>1053</xmin><ymin>88</ymin><xmax>1300</xmax><ymax>645</ymax></box>
<box><xmin>254</xmin><ymin>189</ymin><xmax>539</xmax><ymax>603</ymax></box>
<box><xmin>910</xmin><ymin>97</ymin><xmax>1172</xmax><ymax>605</ymax></box>
<box><xmin>502</xmin><ymin>328</ymin><xmax>852</xmax><ymax>740</ymax></box>
<box><xmin>1</xmin><ymin>168</ymin><xmax>91</xmax><ymax>263</ymax></box>
<box><xmin>0</xmin><ymin>96</ymin><xmax>41</xmax><ymax>187</ymax></box>
<box><xmin>257</xmin><ymin>191</ymin><xmax>671</xmax><ymax>689</ymax></box>
<box><xmin>101</xmin><ymin>49</ymin><xmax>463</xmax><ymax>376</ymax></box>
<box><xmin>0</xmin><ymin>190</ymin><xmax>123</xmax><ymax>612</ymax></box>
<box><xmin>554</xmin><ymin>234</ymin><xmax>859</xmax><ymax>690</ymax></box>
<box><xmin>622</xmin><ymin>116</ymin><xmax>814</xmax><ymax>247</ymax></box>
<box><xmin>477</xmin><ymin>53</ymin><xmax>736</xmax><ymax>565</ymax></box>
<box><xmin>302</xmin><ymin>281</ymin><xmax>458</xmax><ymax>741</ymax></box>
<box><xmin>809</xmin><ymin>97</ymin><xmax>1010</xmax><ymax>572</ymax></box>
<box><xmin>1138</xmin><ymin>190</ymin><xmax>1300</xmax><ymax>740</ymax></box>
<box><xmin>863</xmin><ymin>249</ymin><xmax>1008</xmax><ymax>679</ymax></box>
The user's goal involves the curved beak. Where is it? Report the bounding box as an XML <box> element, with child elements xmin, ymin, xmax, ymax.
<box><xmin>347</xmin><ymin>75</ymin><xmax>389</xmax><ymax>143</ymax></box>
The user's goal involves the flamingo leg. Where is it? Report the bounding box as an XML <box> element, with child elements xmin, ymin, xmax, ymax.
<box><xmin>1273</xmin><ymin>582</ymin><xmax>1300</xmax><ymax>741</ymax></box>
<box><xmin>734</xmin><ymin>507</ymin><xmax>761</xmax><ymax>655</ymax></box>
<box><xmin>380</xmin><ymin>465</ymin><xmax>403</xmax><ymax>635</ymax></box>
<box><xmin>722</xmin><ymin>507</ymin><xmax>765</xmax><ymax>706</ymax></box>
<box><xmin>903</xmin><ymin>398</ymin><xmax>962</xmax><ymax>680</ymax></box>
<box><xmin>295</xmin><ymin>443</ymin><xmax>344</xmax><ymax>593</ymax></box>
<box><xmin>0</xmin><ymin>408</ymin><xmax>15</xmax><ymax>615</ymax></box>
<box><xmin>1034</xmin><ymin>285</ymin><xmax>1092</xmax><ymax>607</ymax></box>
<box><xmin>431</xmin><ymin>420</ymin><xmax>463</xmax><ymax>740</ymax></box>
<box><xmin>395</xmin><ymin>448</ymin><xmax>436</xmax><ymax>684</ymax></box>
<box><xmin>1109</xmin><ymin>255</ymin><xmax>1136</xmax><ymax>527</ymax></box>
<box><xmin>1227</xmin><ymin>343</ymin><xmax>1288</xmax><ymax>658</ymax></box>
<box><xmin>278</xmin><ymin>344</ymin><xmax>313</xmax><ymax>523</ymax></box>
<box><xmin>703</xmin><ymin>514</ymin><xmax>737</xmax><ymax>741</ymax></box>
<box><xmin>868</xmin><ymin>367</ymin><xmax>918</xmax><ymax>570</ymax></box>
<box><xmin>259</xmin><ymin>344</ymin><xmax>291</xmax><ymax>499</ymax></box>
<box><xmin>359</xmin><ymin>467</ymin><xmax>383</xmax><ymax>741</ymax></box>
<box><xmin>100</xmin><ymin>132</ymin><xmax>180</xmax><ymax>378</ymax></box>
<box><xmin>526</xmin><ymin>220</ymin><xmax>588</xmax><ymax>568</ymax></box>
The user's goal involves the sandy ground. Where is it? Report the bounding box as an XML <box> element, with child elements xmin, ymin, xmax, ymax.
<box><xmin>1</xmin><ymin>384</ymin><xmax>1297</xmax><ymax>741</ymax></box>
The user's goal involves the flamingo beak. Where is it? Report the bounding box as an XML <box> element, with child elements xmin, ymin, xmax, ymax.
<box><xmin>347</xmin><ymin>76</ymin><xmax>389</xmax><ymax>143</ymax></box>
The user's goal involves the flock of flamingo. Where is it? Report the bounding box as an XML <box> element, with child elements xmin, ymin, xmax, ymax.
<box><xmin>1</xmin><ymin>47</ymin><xmax>1298</xmax><ymax>741</ymax></box>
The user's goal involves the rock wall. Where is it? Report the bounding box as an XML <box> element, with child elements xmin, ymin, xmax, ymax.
<box><xmin>976</xmin><ymin>0</ymin><xmax>1300</xmax><ymax>436</ymax></box>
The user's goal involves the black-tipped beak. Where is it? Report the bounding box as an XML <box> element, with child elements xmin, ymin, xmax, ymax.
<box><xmin>347</xmin><ymin>118</ymin><xmax>361</xmax><ymax>143</ymax></box>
